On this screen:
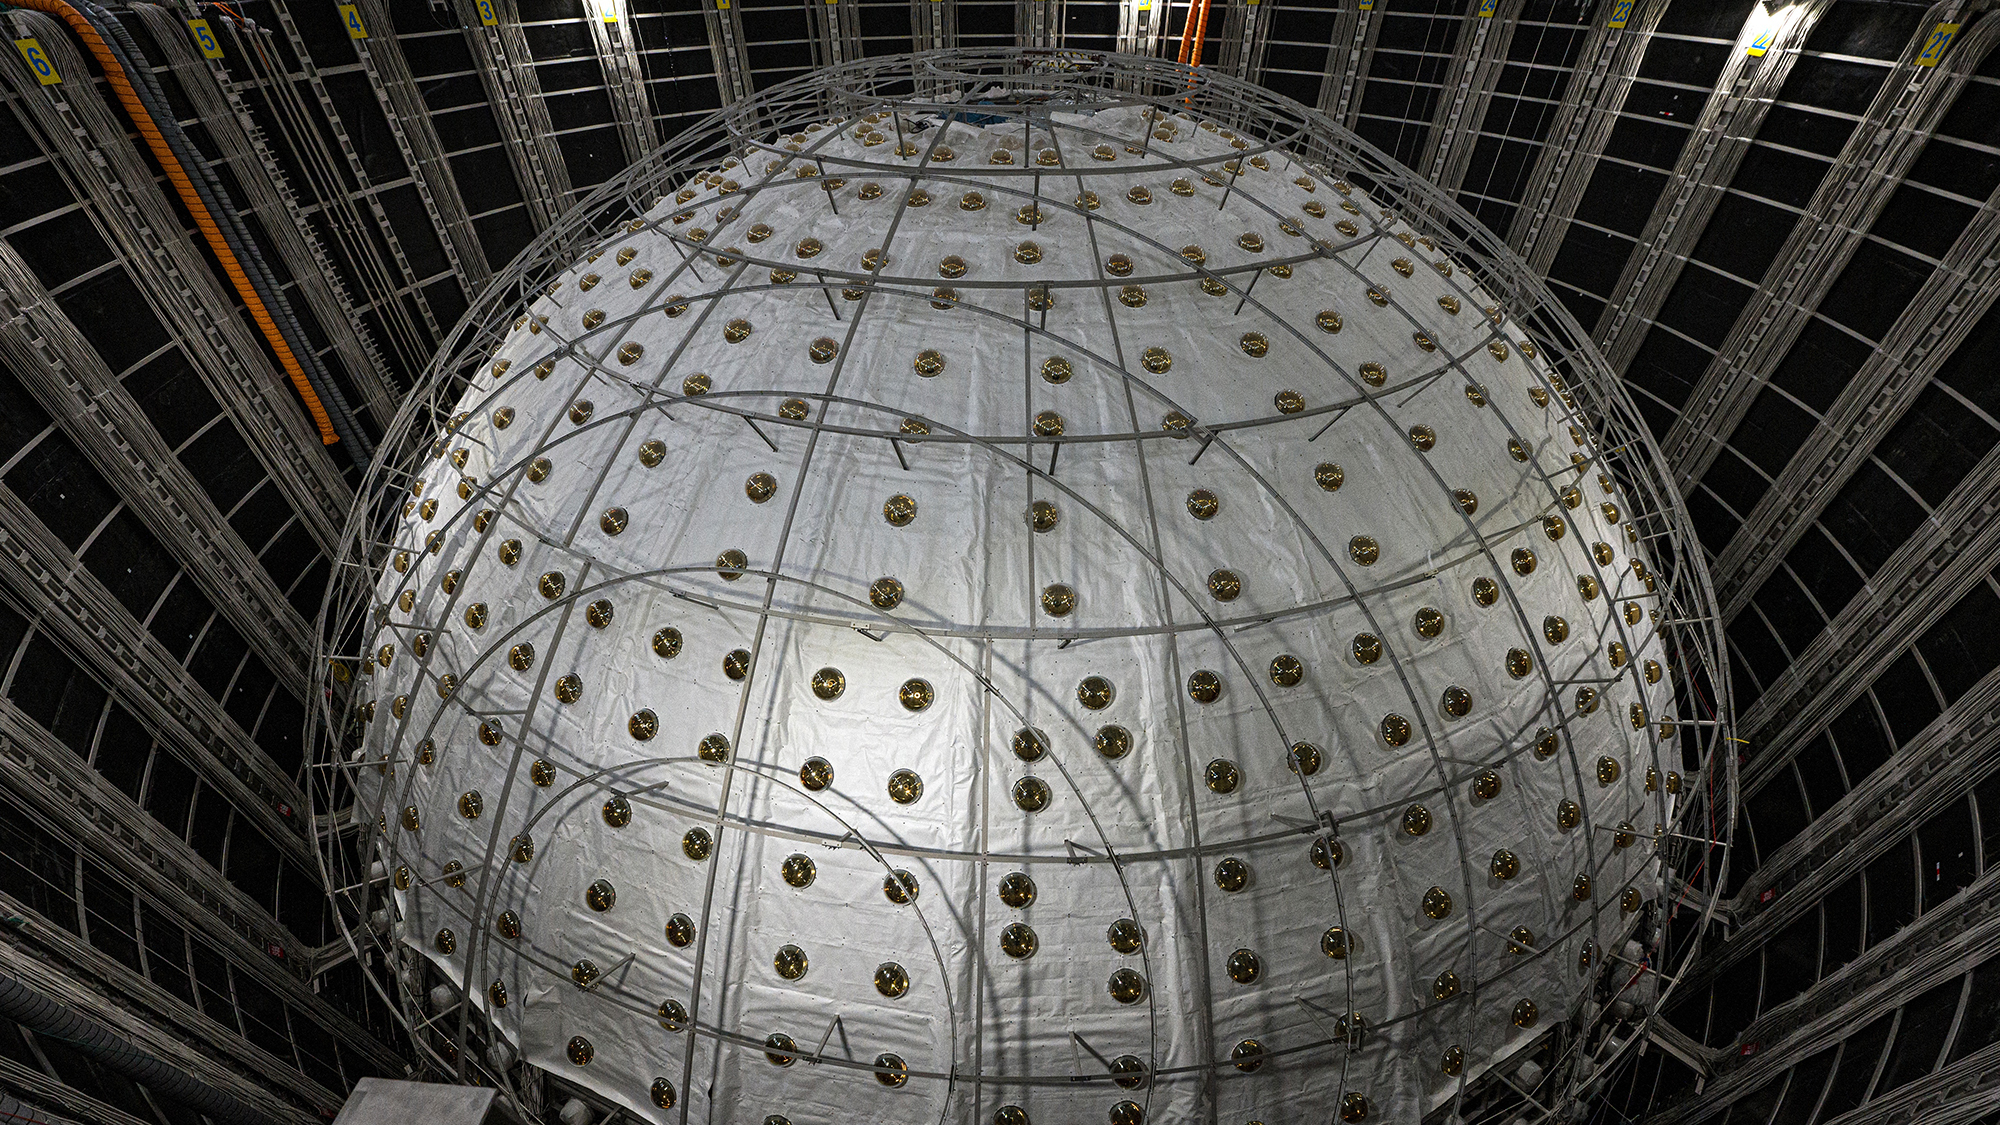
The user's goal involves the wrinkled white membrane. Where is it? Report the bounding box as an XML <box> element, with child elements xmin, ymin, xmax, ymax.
<box><xmin>356</xmin><ymin>102</ymin><xmax>1674</xmax><ymax>1125</ymax></box>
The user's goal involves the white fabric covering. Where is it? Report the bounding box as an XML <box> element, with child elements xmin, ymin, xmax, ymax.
<box><xmin>355</xmin><ymin>101</ymin><xmax>1679</xmax><ymax>1125</ymax></box>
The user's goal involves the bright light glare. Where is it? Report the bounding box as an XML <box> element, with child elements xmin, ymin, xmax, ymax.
<box><xmin>1743</xmin><ymin>1</ymin><xmax>1805</xmax><ymax>49</ymax></box>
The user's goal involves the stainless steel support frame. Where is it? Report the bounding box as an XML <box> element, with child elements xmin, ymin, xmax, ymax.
<box><xmin>0</xmin><ymin>1050</ymin><xmax>158</xmax><ymax>1125</ymax></box>
<box><xmin>250</xmin><ymin>0</ymin><xmax>452</xmax><ymax>353</ymax></box>
<box><xmin>450</xmin><ymin>0</ymin><xmax>574</xmax><ymax>228</ymax></box>
<box><xmin>913</xmin><ymin>0</ymin><xmax>956</xmax><ymax>55</ymax></box>
<box><xmin>1312</xmin><ymin>0</ymin><xmax>1381</xmax><ymax>132</ymax></box>
<box><xmin>1017</xmin><ymin>0</ymin><xmax>1061</xmax><ymax>49</ymax></box>
<box><xmin>1736</xmin><ymin>445</ymin><xmax>2000</xmax><ymax>779</ymax></box>
<box><xmin>1731</xmin><ymin>670</ymin><xmax>2000</xmax><ymax>953</ymax></box>
<box><xmin>701</xmin><ymin>0</ymin><xmax>755</xmax><ymax>108</ymax></box>
<box><xmin>0</xmin><ymin>481</ymin><xmax>313</xmax><ymax>873</ymax></box>
<box><xmin>0</xmin><ymin>922</ymin><xmax>318</xmax><ymax>1125</ymax></box>
<box><xmin>1713</xmin><ymin>165</ymin><xmax>2000</xmax><ymax>621</ymax></box>
<box><xmin>583</xmin><ymin>0</ymin><xmax>662</xmax><ymax>169</ymax></box>
<box><xmin>137</xmin><ymin>2</ymin><xmax>401</xmax><ymax>425</ymax></box>
<box><xmin>1657</xmin><ymin>862</ymin><xmax>2000</xmax><ymax>1125</ymax></box>
<box><xmin>325</xmin><ymin>0</ymin><xmax>494</xmax><ymax>294</ymax></box>
<box><xmin>0</xmin><ymin>866</ymin><xmax>339</xmax><ymax>1118</ymax></box>
<box><xmin>1117</xmin><ymin>0</ymin><xmax>1167</xmax><ymax>61</ymax></box>
<box><xmin>0</xmin><ymin>696</ymin><xmax>395</xmax><ymax>1055</ymax></box>
<box><xmin>810</xmin><ymin>0</ymin><xmax>865</xmax><ymax>70</ymax></box>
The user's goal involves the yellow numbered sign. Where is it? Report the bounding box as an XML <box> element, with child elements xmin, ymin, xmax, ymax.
<box><xmin>1477</xmin><ymin>0</ymin><xmax>1498</xmax><ymax>16</ymax></box>
<box><xmin>14</xmin><ymin>38</ymin><xmax>59</xmax><ymax>85</ymax></box>
<box><xmin>339</xmin><ymin>3</ymin><xmax>368</xmax><ymax>38</ymax></box>
<box><xmin>1917</xmin><ymin>22</ymin><xmax>1960</xmax><ymax>67</ymax></box>
<box><xmin>1607</xmin><ymin>0</ymin><xmax>1633</xmax><ymax>29</ymax></box>
<box><xmin>474</xmin><ymin>0</ymin><xmax>498</xmax><ymax>24</ymax></box>
<box><xmin>188</xmin><ymin>19</ymin><xmax>224</xmax><ymax>58</ymax></box>
<box><xmin>1746</xmin><ymin>27</ymin><xmax>1776</xmax><ymax>57</ymax></box>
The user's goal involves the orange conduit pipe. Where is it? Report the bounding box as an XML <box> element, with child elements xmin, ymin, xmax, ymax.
<box><xmin>1176</xmin><ymin>0</ymin><xmax>1200</xmax><ymax>64</ymax></box>
<box><xmin>16</xmin><ymin>0</ymin><xmax>340</xmax><ymax>445</ymax></box>
<box><xmin>1188</xmin><ymin>0</ymin><xmax>1213</xmax><ymax>68</ymax></box>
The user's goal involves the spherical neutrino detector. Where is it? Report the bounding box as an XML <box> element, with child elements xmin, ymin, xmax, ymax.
<box><xmin>311</xmin><ymin>51</ymin><xmax>1733</xmax><ymax>1125</ymax></box>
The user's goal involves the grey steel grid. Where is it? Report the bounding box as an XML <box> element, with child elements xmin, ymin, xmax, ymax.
<box><xmin>0</xmin><ymin>12</ymin><xmax>351</xmax><ymax>552</ymax></box>
<box><xmin>0</xmin><ymin>474</ymin><xmax>315</xmax><ymax>871</ymax></box>
<box><xmin>0</xmin><ymin>241</ymin><xmax>317</xmax><ymax>699</ymax></box>
<box><xmin>138</xmin><ymin>2</ymin><xmax>400</xmax><ymax>421</ymax></box>
<box><xmin>1414</xmin><ymin>0</ymin><xmax>1525</xmax><ymax>202</ymax></box>
<box><xmin>0</xmin><ymin>923</ymin><xmax>328</xmax><ymax>1125</ymax></box>
<box><xmin>1716</xmin><ymin>189</ymin><xmax>2000</xmax><ymax>634</ymax></box>
<box><xmin>1117</xmin><ymin>0</ymin><xmax>1166</xmax><ymax>62</ymax></box>
<box><xmin>453</xmin><ymin>0</ymin><xmax>575</xmax><ymax>227</ymax></box>
<box><xmin>306</xmin><ymin>49</ymin><xmax>1736</xmax><ymax>1125</ymax></box>
<box><xmin>1585</xmin><ymin>0</ymin><xmax>1834</xmax><ymax>378</ymax></box>
<box><xmin>1211</xmin><ymin>0</ymin><xmax>1271</xmax><ymax>85</ymax></box>
<box><xmin>811</xmin><ymin>0</ymin><xmax>866</xmax><ymax>70</ymax></box>
<box><xmin>1017</xmin><ymin>0</ymin><xmax>1060</xmax><ymax>50</ymax></box>
<box><xmin>1313</xmin><ymin>1</ymin><xmax>1380</xmax><ymax>133</ymax></box>
<box><xmin>244</xmin><ymin>0</ymin><xmax>453</xmax><ymax>363</ymax></box>
<box><xmin>701</xmin><ymin>0</ymin><xmax>754</xmax><ymax>108</ymax></box>
<box><xmin>582</xmin><ymin>1</ymin><xmax>662</xmax><ymax>170</ymax></box>
<box><xmin>1504</xmin><ymin>0</ymin><xmax>1666</xmax><ymax>275</ymax></box>
<box><xmin>1696</xmin><ymin>668</ymin><xmax>2000</xmax><ymax>989</ymax></box>
<box><xmin>334</xmin><ymin>0</ymin><xmax>495</xmax><ymax>294</ymax></box>
<box><xmin>1663</xmin><ymin>2</ymin><xmax>1995</xmax><ymax>493</ymax></box>
<box><xmin>1733</xmin><ymin>449</ymin><xmax>2000</xmax><ymax>782</ymax></box>
<box><xmin>1651</xmin><ymin>859</ymin><xmax>2000</xmax><ymax>1125</ymax></box>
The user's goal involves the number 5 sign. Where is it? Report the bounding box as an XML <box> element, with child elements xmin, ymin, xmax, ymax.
<box><xmin>187</xmin><ymin>19</ymin><xmax>224</xmax><ymax>58</ymax></box>
<box><xmin>13</xmin><ymin>38</ymin><xmax>59</xmax><ymax>85</ymax></box>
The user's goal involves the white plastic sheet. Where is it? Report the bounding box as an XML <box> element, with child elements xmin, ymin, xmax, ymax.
<box><xmin>357</xmin><ymin>103</ymin><xmax>1674</xmax><ymax>1125</ymax></box>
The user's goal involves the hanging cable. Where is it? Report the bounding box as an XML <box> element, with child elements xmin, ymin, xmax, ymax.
<box><xmin>0</xmin><ymin>971</ymin><xmax>273</xmax><ymax>1125</ymax></box>
<box><xmin>112</xmin><ymin>2</ymin><xmax>375</xmax><ymax>453</ymax></box>
<box><xmin>205</xmin><ymin>3</ymin><xmax>434</xmax><ymax>384</ymax></box>
<box><xmin>87</xmin><ymin>0</ymin><xmax>373</xmax><ymax>456</ymax></box>
<box><xmin>1188</xmin><ymin>0</ymin><xmax>1213</xmax><ymax>68</ymax></box>
<box><xmin>9</xmin><ymin>0</ymin><xmax>370</xmax><ymax>457</ymax></box>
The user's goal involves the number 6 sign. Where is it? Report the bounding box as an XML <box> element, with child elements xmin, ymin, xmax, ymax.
<box><xmin>13</xmin><ymin>38</ymin><xmax>59</xmax><ymax>85</ymax></box>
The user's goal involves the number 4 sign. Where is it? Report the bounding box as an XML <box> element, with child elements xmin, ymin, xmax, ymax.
<box><xmin>338</xmin><ymin>3</ymin><xmax>368</xmax><ymax>38</ymax></box>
